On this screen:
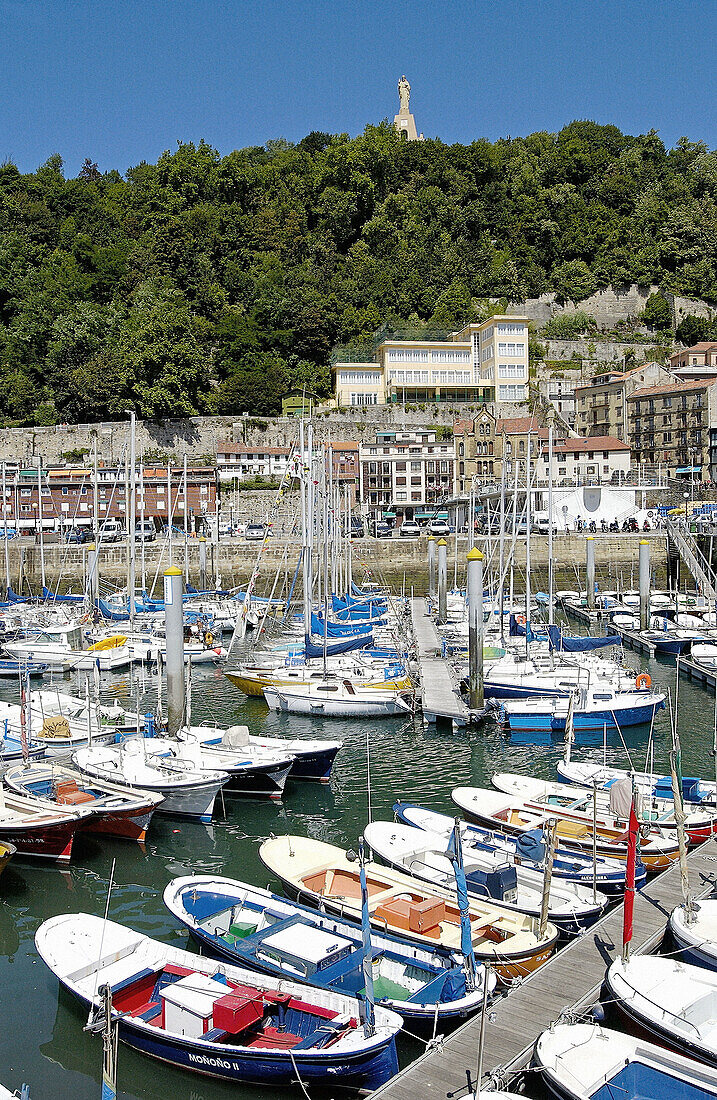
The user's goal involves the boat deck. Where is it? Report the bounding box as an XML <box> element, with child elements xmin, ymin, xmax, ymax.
<box><xmin>370</xmin><ymin>836</ymin><xmax>717</xmax><ymax>1099</ymax></box>
<box><xmin>411</xmin><ymin>598</ymin><xmax>469</xmax><ymax>729</ymax></box>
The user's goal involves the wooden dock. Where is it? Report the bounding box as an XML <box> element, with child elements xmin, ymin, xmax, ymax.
<box><xmin>678</xmin><ymin>654</ymin><xmax>717</xmax><ymax>689</ymax></box>
<box><xmin>371</xmin><ymin>837</ymin><xmax>717</xmax><ymax>1099</ymax></box>
<box><xmin>411</xmin><ymin>598</ymin><xmax>469</xmax><ymax>729</ymax></box>
<box><xmin>614</xmin><ymin>624</ymin><xmax>656</xmax><ymax>656</ymax></box>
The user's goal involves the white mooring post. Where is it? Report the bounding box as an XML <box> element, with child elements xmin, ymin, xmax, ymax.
<box><xmin>164</xmin><ymin>566</ymin><xmax>185</xmax><ymax>736</ymax></box>
<box><xmin>586</xmin><ymin>536</ymin><xmax>595</xmax><ymax>610</ymax></box>
<box><xmin>639</xmin><ymin>538</ymin><xmax>650</xmax><ymax>632</ymax></box>
<box><xmin>467</xmin><ymin>547</ymin><xmax>484</xmax><ymax>710</ymax></box>
<box><xmin>437</xmin><ymin>538</ymin><xmax>447</xmax><ymax>625</ymax></box>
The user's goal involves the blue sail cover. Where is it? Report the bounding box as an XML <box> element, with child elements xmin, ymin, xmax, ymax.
<box><xmin>311</xmin><ymin>613</ymin><xmax>373</xmax><ymax>637</ymax></box>
<box><xmin>97</xmin><ymin>598</ymin><xmax>130</xmax><ymax>622</ymax></box>
<box><xmin>351</xmin><ymin>582</ymin><xmax>383</xmax><ymax>600</ymax></box>
<box><xmin>446</xmin><ymin>823</ymin><xmax>477</xmax><ymax>990</ymax></box>
<box><xmin>304</xmin><ymin>632</ymin><xmax>373</xmax><ymax>658</ymax></box>
<box><xmin>6</xmin><ymin>587</ymin><xmax>27</xmax><ymax>603</ymax></box>
<box><xmin>509</xmin><ymin>614</ymin><xmax>547</xmax><ymax>640</ymax></box>
<box><xmin>548</xmin><ymin>625</ymin><xmax>622</xmax><ymax>652</ymax></box>
<box><xmin>358</xmin><ymin>841</ymin><xmax>376</xmax><ymax>1036</ymax></box>
<box><xmin>42</xmin><ymin>586</ymin><xmax>84</xmax><ymax>604</ymax></box>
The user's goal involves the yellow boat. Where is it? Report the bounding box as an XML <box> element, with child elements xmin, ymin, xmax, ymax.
<box><xmin>225</xmin><ymin>667</ymin><xmax>412</xmax><ymax>698</ymax></box>
<box><xmin>0</xmin><ymin>841</ymin><xmax>16</xmax><ymax>878</ymax></box>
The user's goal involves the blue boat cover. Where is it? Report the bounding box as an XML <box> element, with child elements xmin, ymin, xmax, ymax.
<box><xmin>97</xmin><ymin>598</ymin><xmax>130</xmax><ymax>622</ymax></box>
<box><xmin>516</xmin><ymin>828</ymin><xmax>546</xmax><ymax>862</ymax></box>
<box><xmin>548</xmin><ymin>625</ymin><xmax>622</xmax><ymax>652</ymax></box>
<box><xmin>42</xmin><ymin>586</ymin><xmax>84</xmax><ymax>603</ymax></box>
<box><xmin>311</xmin><ymin>613</ymin><xmax>373</xmax><ymax>637</ymax></box>
<box><xmin>304</xmin><ymin>632</ymin><xmax>373</xmax><ymax>658</ymax></box>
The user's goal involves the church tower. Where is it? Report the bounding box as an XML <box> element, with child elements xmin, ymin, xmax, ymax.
<box><xmin>393</xmin><ymin>76</ymin><xmax>424</xmax><ymax>141</ymax></box>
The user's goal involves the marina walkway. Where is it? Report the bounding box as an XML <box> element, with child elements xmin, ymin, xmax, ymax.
<box><xmin>371</xmin><ymin>836</ymin><xmax>717</xmax><ymax>1099</ymax></box>
<box><xmin>411</xmin><ymin>597</ymin><xmax>469</xmax><ymax>729</ymax></box>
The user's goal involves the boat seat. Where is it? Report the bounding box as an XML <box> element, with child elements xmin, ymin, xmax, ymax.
<box><xmin>136</xmin><ymin>1002</ymin><xmax>162</xmax><ymax>1022</ymax></box>
<box><xmin>110</xmin><ymin>968</ymin><xmax>155</xmax><ymax>996</ymax></box>
<box><xmin>203</xmin><ymin>1027</ymin><xmax>229</xmax><ymax>1043</ymax></box>
<box><xmin>556</xmin><ymin>820</ymin><xmax>590</xmax><ymax>839</ymax></box>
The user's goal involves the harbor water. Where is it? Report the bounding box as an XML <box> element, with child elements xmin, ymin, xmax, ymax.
<box><xmin>0</xmin><ymin>645</ymin><xmax>713</xmax><ymax>1099</ymax></box>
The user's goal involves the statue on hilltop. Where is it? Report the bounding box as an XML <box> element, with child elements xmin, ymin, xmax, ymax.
<box><xmin>398</xmin><ymin>75</ymin><xmax>411</xmax><ymax>113</ymax></box>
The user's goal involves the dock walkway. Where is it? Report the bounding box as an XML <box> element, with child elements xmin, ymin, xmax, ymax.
<box><xmin>411</xmin><ymin>597</ymin><xmax>469</xmax><ymax>729</ymax></box>
<box><xmin>372</xmin><ymin>837</ymin><xmax>717</xmax><ymax>1099</ymax></box>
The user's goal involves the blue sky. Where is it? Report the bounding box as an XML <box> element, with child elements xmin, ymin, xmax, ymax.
<box><xmin>0</xmin><ymin>0</ymin><xmax>714</xmax><ymax>177</ymax></box>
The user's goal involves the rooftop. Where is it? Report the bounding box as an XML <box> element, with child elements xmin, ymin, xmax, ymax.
<box><xmin>628</xmin><ymin>379</ymin><xmax>717</xmax><ymax>399</ymax></box>
<box><xmin>217</xmin><ymin>444</ymin><xmax>291</xmax><ymax>456</ymax></box>
<box><xmin>549</xmin><ymin>435</ymin><xmax>630</xmax><ymax>454</ymax></box>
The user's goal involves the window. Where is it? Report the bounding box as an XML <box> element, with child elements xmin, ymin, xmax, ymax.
<box><xmin>558</xmin><ymin>467</ymin><xmax>566</xmax><ymax>476</ymax></box>
<box><xmin>396</xmin><ymin>492</ymin><xmax>406</xmax><ymax>501</ymax></box>
<box><xmin>350</xmin><ymin>393</ymin><xmax>378</xmax><ymax>406</ymax></box>
<box><xmin>497</xmin><ymin>342</ymin><xmax>525</xmax><ymax>356</ymax></box>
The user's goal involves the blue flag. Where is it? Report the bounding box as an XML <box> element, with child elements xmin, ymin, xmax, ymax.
<box><xmin>358</xmin><ymin>839</ymin><xmax>376</xmax><ymax>1036</ymax></box>
<box><xmin>446</xmin><ymin>821</ymin><xmax>477</xmax><ymax>991</ymax></box>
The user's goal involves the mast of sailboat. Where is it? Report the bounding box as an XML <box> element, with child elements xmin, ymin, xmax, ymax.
<box><xmin>127</xmin><ymin>411</ymin><xmax>136</xmax><ymax>627</ymax></box>
<box><xmin>300</xmin><ymin>420</ymin><xmax>311</xmax><ymax>645</ymax></box>
<box><xmin>37</xmin><ymin>455</ymin><xmax>46</xmax><ymax>594</ymax></box>
<box><xmin>548</xmin><ymin>411</ymin><xmax>555</xmax><ymax>626</ymax></box>
<box><xmin>322</xmin><ymin>454</ymin><xmax>329</xmax><ymax>675</ymax></box>
<box><xmin>167</xmin><ymin>462</ymin><xmax>173</xmax><ymax>568</ymax></box>
<box><xmin>498</xmin><ymin>462</ymin><xmax>506</xmax><ymax>646</ymax></box>
<box><xmin>183</xmin><ymin>453</ymin><xmax>189</xmax><ymax>584</ymax></box>
<box><xmin>139</xmin><ymin>458</ymin><xmax>146</xmax><ymax>592</ymax></box>
<box><xmin>1</xmin><ymin>461</ymin><xmax>9</xmax><ymax>600</ymax></box>
<box><xmin>93</xmin><ymin>439</ymin><xmax>101</xmax><ymax>599</ymax></box>
<box><xmin>525</xmin><ymin>426</ymin><xmax>532</xmax><ymax>657</ymax></box>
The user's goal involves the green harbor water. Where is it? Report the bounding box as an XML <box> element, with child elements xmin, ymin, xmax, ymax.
<box><xmin>0</xmin><ymin>644</ymin><xmax>714</xmax><ymax>1099</ymax></box>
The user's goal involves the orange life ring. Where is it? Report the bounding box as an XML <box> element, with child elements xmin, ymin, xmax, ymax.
<box><xmin>635</xmin><ymin>672</ymin><xmax>651</xmax><ymax>690</ymax></box>
<box><xmin>516</xmin><ymin>614</ymin><xmax>526</xmax><ymax>626</ymax></box>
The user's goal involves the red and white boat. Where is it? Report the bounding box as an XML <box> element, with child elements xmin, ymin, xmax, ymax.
<box><xmin>0</xmin><ymin>786</ymin><xmax>89</xmax><ymax>862</ymax></box>
<box><xmin>3</xmin><ymin>761</ymin><xmax>163</xmax><ymax>842</ymax></box>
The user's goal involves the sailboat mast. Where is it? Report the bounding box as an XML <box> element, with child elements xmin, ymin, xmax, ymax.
<box><xmin>548</xmin><ymin>415</ymin><xmax>554</xmax><ymax>626</ymax></box>
<box><xmin>128</xmin><ymin>411</ymin><xmax>136</xmax><ymax>626</ymax></box>
<box><xmin>2</xmin><ymin>462</ymin><xmax>9</xmax><ymax>599</ymax></box>
<box><xmin>525</xmin><ymin>428</ymin><xmax>532</xmax><ymax>657</ymax></box>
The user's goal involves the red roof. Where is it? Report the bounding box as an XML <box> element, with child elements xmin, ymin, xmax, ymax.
<box><xmin>548</xmin><ymin>435</ymin><xmax>630</xmax><ymax>454</ymax></box>
<box><xmin>496</xmin><ymin>416</ymin><xmax>543</xmax><ymax>434</ymax></box>
<box><xmin>679</xmin><ymin>342</ymin><xmax>717</xmax><ymax>352</ymax></box>
<box><xmin>217</xmin><ymin>444</ymin><xmax>291</xmax><ymax>456</ymax></box>
<box><xmin>452</xmin><ymin>418</ymin><xmax>475</xmax><ymax>435</ymax></box>
<box><xmin>628</xmin><ymin>379</ymin><xmax>717</xmax><ymax>399</ymax></box>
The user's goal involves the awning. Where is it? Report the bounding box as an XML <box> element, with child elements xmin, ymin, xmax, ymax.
<box><xmin>382</xmin><ymin>511</ymin><xmax>396</xmax><ymax>518</ymax></box>
<box><xmin>414</xmin><ymin>512</ymin><xmax>432</xmax><ymax>519</ymax></box>
<box><xmin>676</xmin><ymin>466</ymin><xmax>701</xmax><ymax>474</ymax></box>
<box><xmin>436</xmin><ymin>511</ymin><xmax>449</xmax><ymax>519</ymax></box>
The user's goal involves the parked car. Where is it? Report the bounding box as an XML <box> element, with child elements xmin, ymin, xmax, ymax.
<box><xmin>350</xmin><ymin>518</ymin><xmax>364</xmax><ymax>538</ymax></box>
<box><xmin>245</xmin><ymin>523</ymin><xmax>266</xmax><ymax>541</ymax></box>
<box><xmin>373</xmin><ymin>521</ymin><xmax>393</xmax><ymax>539</ymax></box>
<box><xmin>399</xmin><ymin>521</ymin><xmax>421</xmax><ymax>538</ymax></box>
<box><xmin>427</xmin><ymin>520</ymin><xmax>451</xmax><ymax>537</ymax></box>
<box><xmin>99</xmin><ymin>520</ymin><xmax>124</xmax><ymax>543</ymax></box>
<box><xmin>65</xmin><ymin>527</ymin><xmax>94</xmax><ymax>544</ymax></box>
<box><xmin>134</xmin><ymin>520</ymin><xmax>156</xmax><ymax>542</ymax></box>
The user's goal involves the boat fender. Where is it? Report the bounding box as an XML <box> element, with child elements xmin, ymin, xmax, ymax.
<box><xmin>635</xmin><ymin>672</ymin><xmax>651</xmax><ymax>690</ymax></box>
<box><xmin>590</xmin><ymin>1003</ymin><xmax>606</xmax><ymax>1024</ymax></box>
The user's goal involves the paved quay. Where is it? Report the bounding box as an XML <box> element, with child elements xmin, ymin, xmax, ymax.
<box><xmin>371</xmin><ymin>836</ymin><xmax>717</xmax><ymax>1099</ymax></box>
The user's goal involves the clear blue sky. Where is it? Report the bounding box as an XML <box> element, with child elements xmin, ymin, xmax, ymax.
<box><xmin>1</xmin><ymin>0</ymin><xmax>714</xmax><ymax>177</ymax></box>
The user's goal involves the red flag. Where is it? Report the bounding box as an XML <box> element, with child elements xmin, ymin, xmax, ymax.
<box><xmin>622</xmin><ymin>801</ymin><xmax>639</xmax><ymax>956</ymax></box>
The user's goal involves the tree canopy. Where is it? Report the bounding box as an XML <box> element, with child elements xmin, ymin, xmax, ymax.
<box><xmin>0</xmin><ymin>121</ymin><xmax>715</xmax><ymax>424</ymax></box>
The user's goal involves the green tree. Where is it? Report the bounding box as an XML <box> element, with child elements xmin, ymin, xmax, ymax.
<box><xmin>640</xmin><ymin>292</ymin><xmax>672</xmax><ymax>331</ymax></box>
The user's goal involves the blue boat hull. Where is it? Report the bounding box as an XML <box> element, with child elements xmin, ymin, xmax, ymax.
<box><xmin>484</xmin><ymin>682</ymin><xmax>568</xmax><ymax>701</ymax></box>
<box><xmin>61</xmin><ymin>982</ymin><xmax>399</xmax><ymax>1090</ymax></box>
<box><xmin>507</xmin><ymin>700</ymin><xmax>664</xmax><ymax>733</ymax></box>
<box><xmin>287</xmin><ymin>745</ymin><xmax>341</xmax><ymax>782</ymax></box>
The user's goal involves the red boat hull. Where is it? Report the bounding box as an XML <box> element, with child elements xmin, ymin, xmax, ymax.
<box><xmin>0</xmin><ymin>819</ymin><xmax>80</xmax><ymax>862</ymax></box>
<box><xmin>82</xmin><ymin>806</ymin><xmax>156</xmax><ymax>842</ymax></box>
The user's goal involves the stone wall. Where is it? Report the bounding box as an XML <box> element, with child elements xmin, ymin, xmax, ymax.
<box><xmin>541</xmin><ymin>339</ymin><xmax>666</xmax><ymax>368</ymax></box>
<box><xmin>509</xmin><ymin>284</ymin><xmax>715</xmax><ymax>333</ymax></box>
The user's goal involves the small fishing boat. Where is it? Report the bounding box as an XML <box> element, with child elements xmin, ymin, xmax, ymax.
<box><xmin>74</xmin><ymin>740</ymin><xmax>229</xmax><ymax>823</ymax></box>
<box><xmin>3</xmin><ymin>761</ymin><xmax>163</xmax><ymax>841</ymax></box>
<box><xmin>393</xmin><ymin>801</ymin><xmax>645</xmax><ymax>897</ymax></box>
<box><xmin>0</xmin><ymin>786</ymin><xmax>89</xmax><ymax>862</ymax></box>
<box><xmin>163</xmin><ymin>875</ymin><xmax>493</xmax><ymax>1023</ymax></box>
<box><xmin>557</xmin><ymin>757</ymin><xmax>717</xmax><ymax>809</ymax></box>
<box><xmin>263</xmin><ymin>680</ymin><xmax>413</xmax><ymax>719</ymax></box>
<box><xmin>225</xmin><ymin>664</ymin><xmax>410</xmax><ymax>699</ymax></box>
<box><xmin>0</xmin><ymin>839</ymin><xmax>15</xmax><ymax>877</ymax></box>
<box><xmin>364</xmin><ymin>821</ymin><xmax>606</xmax><ymax>932</ymax></box>
<box><xmin>501</xmin><ymin>686</ymin><xmax>666</xmax><ymax>734</ymax></box>
<box><xmin>492</xmin><ymin>772</ymin><xmax>716</xmax><ymax>845</ymax></box>
<box><xmin>0</xmin><ymin>659</ymin><xmax>47</xmax><ymax>679</ymax></box>
<box><xmin>259</xmin><ymin>835</ymin><xmax>559</xmax><ymax>983</ymax></box>
<box><xmin>669</xmin><ymin>899</ymin><xmax>717</xmax><ymax>970</ymax></box>
<box><xmin>153</xmin><ymin>732</ymin><xmax>294</xmax><ymax>801</ymax></box>
<box><xmin>606</xmin><ymin>955</ymin><xmax>717</xmax><ymax>1066</ymax></box>
<box><xmin>533</xmin><ymin>1021</ymin><xmax>717</xmax><ymax>1099</ymax></box>
<box><xmin>36</xmin><ymin>913</ymin><xmax>402</xmax><ymax>1091</ymax></box>
<box><xmin>185</xmin><ymin>723</ymin><xmax>342</xmax><ymax>783</ymax></box>
<box><xmin>451</xmin><ymin>785</ymin><xmax>679</xmax><ymax>871</ymax></box>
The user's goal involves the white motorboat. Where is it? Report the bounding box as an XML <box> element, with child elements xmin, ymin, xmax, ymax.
<box><xmin>263</xmin><ymin>680</ymin><xmax>413</xmax><ymax>718</ymax></box>
<box><xmin>185</xmin><ymin>723</ymin><xmax>342</xmax><ymax>783</ymax></box>
<box><xmin>364</xmin><ymin>820</ymin><xmax>606</xmax><ymax>933</ymax></box>
<box><xmin>155</xmin><ymin>731</ymin><xmax>294</xmax><ymax>800</ymax></box>
<box><xmin>73</xmin><ymin>740</ymin><xmax>229</xmax><ymax>822</ymax></box>
<box><xmin>669</xmin><ymin>899</ymin><xmax>717</xmax><ymax>971</ymax></box>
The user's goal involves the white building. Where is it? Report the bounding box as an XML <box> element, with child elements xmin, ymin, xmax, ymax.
<box><xmin>359</xmin><ymin>430</ymin><xmax>455</xmax><ymax>520</ymax></box>
<box><xmin>216</xmin><ymin>444</ymin><xmax>291</xmax><ymax>482</ymax></box>
<box><xmin>332</xmin><ymin>315</ymin><xmax>530</xmax><ymax>407</ymax></box>
<box><xmin>540</xmin><ymin>435</ymin><xmax>631</xmax><ymax>486</ymax></box>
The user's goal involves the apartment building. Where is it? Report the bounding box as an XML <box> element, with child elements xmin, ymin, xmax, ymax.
<box><xmin>324</xmin><ymin>441</ymin><xmax>360</xmax><ymax>505</ymax></box>
<box><xmin>540</xmin><ymin>436</ymin><xmax>630</xmax><ymax>486</ymax></box>
<box><xmin>2</xmin><ymin>464</ymin><xmax>217</xmax><ymax>532</ymax></box>
<box><xmin>627</xmin><ymin>378</ymin><xmax>717</xmax><ymax>482</ymax></box>
<box><xmin>332</xmin><ymin>315</ymin><xmax>530</xmax><ymax>407</ymax></box>
<box><xmin>670</xmin><ymin>342</ymin><xmax>717</xmax><ymax>374</ymax></box>
<box><xmin>453</xmin><ymin>411</ymin><xmax>500</xmax><ymax>493</ymax></box>
<box><xmin>216</xmin><ymin>444</ymin><xmax>291</xmax><ymax>482</ymax></box>
<box><xmin>358</xmin><ymin>430</ymin><xmax>455</xmax><ymax>519</ymax></box>
<box><xmin>574</xmin><ymin>362</ymin><xmax>671</xmax><ymax>441</ymax></box>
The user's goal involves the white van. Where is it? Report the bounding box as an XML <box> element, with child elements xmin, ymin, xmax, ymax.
<box><xmin>99</xmin><ymin>520</ymin><xmax>124</xmax><ymax>543</ymax></box>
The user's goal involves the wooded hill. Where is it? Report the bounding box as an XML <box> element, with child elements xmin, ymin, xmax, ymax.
<box><xmin>1</xmin><ymin>120</ymin><xmax>715</xmax><ymax>424</ymax></box>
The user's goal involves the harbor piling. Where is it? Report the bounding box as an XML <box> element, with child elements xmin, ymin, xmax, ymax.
<box><xmin>467</xmin><ymin>547</ymin><xmax>484</xmax><ymax>709</ymax></box>
<box><xmin>164</xmin><ymin>566</ymin><xmax>185</xmax><ymax>736</ymax></box>
<box><xmin>427</xmin><ymin>536</ymin><xmax>436</xmax><ymax>600</ymax></box>
<box><xmin>437</xmin><ymin>539</ymin><xmax>447</xmax><ymax>625</ymax></box>
<box><xmin>586</xmin><ymin>536</ymin><xmax>595</xmax><ymax>609</ymax></box>
<box><xmin>639</xmin><ymin>539</ymin><xmax>650</xmax><ymax>631</ymax></box>
<box><xmin>86</xmin><ymin>543</ymin><xmax>98</xmax><ymax>604</ymax></box>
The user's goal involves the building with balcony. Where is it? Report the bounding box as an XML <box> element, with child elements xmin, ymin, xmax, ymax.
<box><xmin>627</xmin><ymin>378</ymin><xmax>717</xmax><ymax>482</ymax></box>
<box><xmin>540</xmin><ymin>436</ymin><xmax>631</xmax><ymax>486</ymax></box>
<box><xmin>574</xmin><ymin>362</ymin><xmax>671</xmax><ymax>441</ymax></box>
<box><xmin>670</xmin><ymin>342</ymin><xmax>717</xmax><ymax>377</ymax></box>
<box><xmin>332</xmin><ymin>315</ymin><xmax>531</xmax><ymax>407</ymax></box>
<box><xmin>216</xmin><ymin>445</ymin><xmax>291</xmax><ymax>482</ymax></box>
<box><xmin>358</xmin><ymin>430</ymin><xmax>455</xmax><ymax>521</ymax></box>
